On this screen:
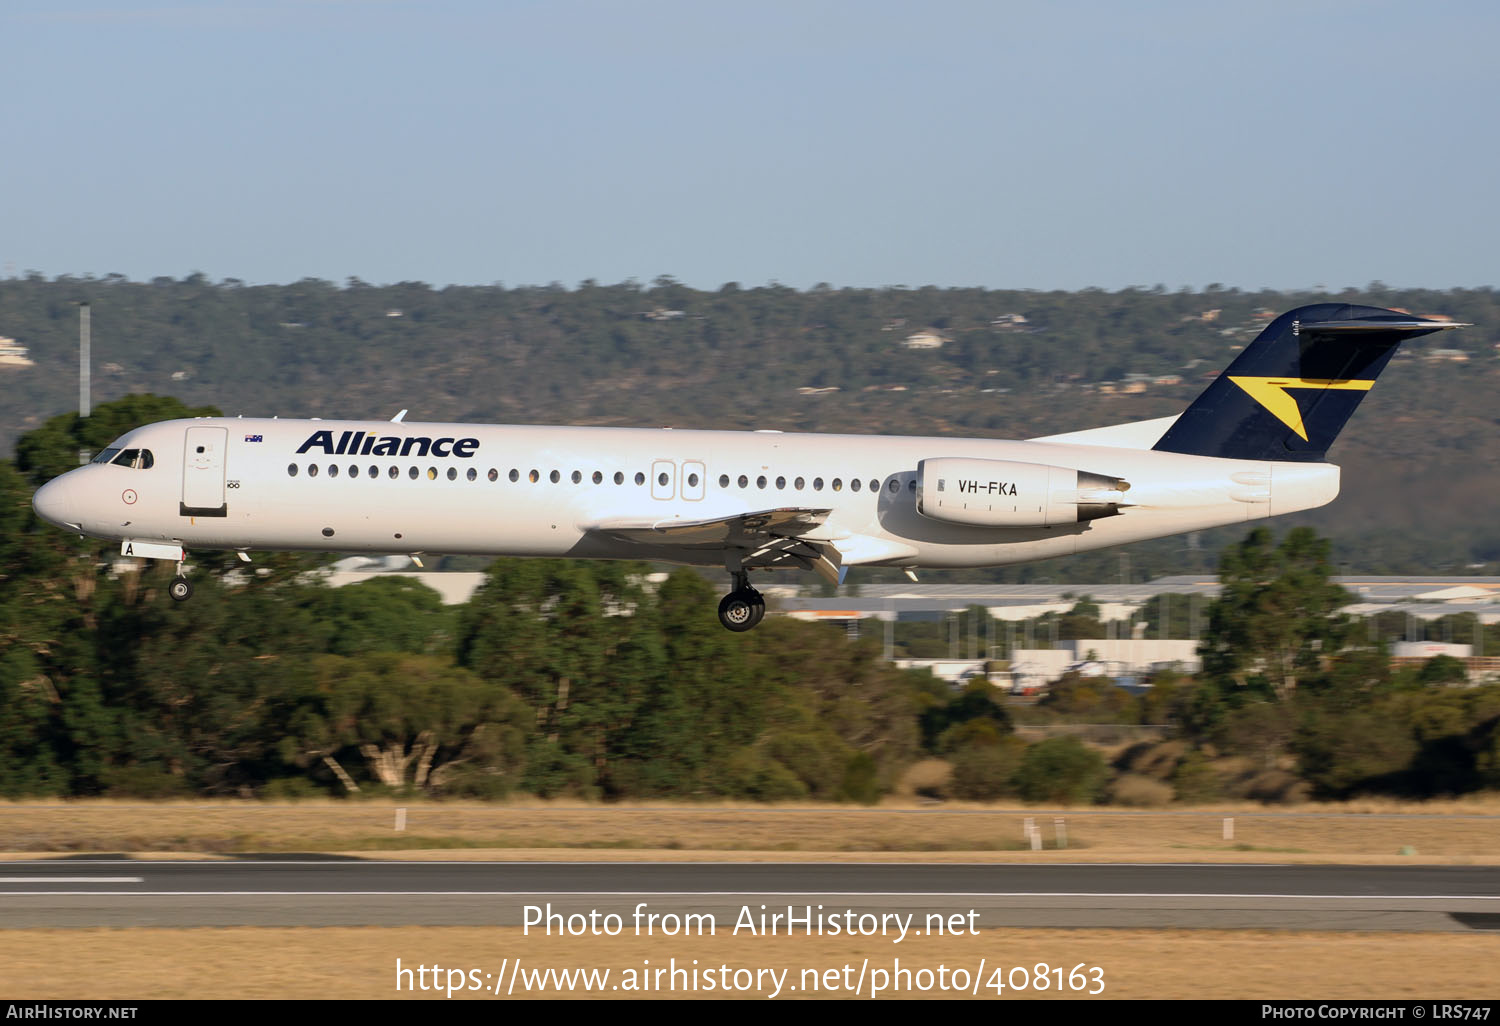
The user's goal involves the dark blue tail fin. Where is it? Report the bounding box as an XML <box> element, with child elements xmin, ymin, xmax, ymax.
<box><xmin>1152</xmin><ymin>303</ymin><xmax>1463</xmax><ymax>462</ymax></box>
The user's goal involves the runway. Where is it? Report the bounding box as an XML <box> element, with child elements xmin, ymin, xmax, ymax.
<box><xmin>3</xmin><ymin>859</ymin><xmax>1497</xmax><ymax>932</ymax></box>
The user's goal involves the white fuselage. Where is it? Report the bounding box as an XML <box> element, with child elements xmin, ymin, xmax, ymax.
<box><xmin>33</xmin><ymin>416</ymin><xmax>1341</xmax><ymax>572</ymax></box>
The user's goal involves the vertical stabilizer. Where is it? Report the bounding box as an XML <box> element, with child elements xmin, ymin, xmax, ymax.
<box><xmin>1152</xmin><ymin>304</ymin><xmax>1463</xmax><ymax>461</ymax></box>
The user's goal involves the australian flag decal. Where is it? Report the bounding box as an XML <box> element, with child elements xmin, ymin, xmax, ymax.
<box><xmin>244</xmin><ymin>434</ymin><xmax>263</xmax><ymax>443</ymax></box>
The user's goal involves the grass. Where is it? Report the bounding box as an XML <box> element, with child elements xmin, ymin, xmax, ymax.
<box><xmin>3</xmin><ymin>797</ymin><xmax>1499</xmax><ymax>862</ymax></box>
<box><xmin>2</xmin><ymin>926</ymin><xmax>1496</xmax><ymax>999</ymax></box>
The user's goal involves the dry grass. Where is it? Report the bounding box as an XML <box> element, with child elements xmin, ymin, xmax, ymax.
<box><xmin>3</xmin><ymin>797</ymin><xmax>1500</xmax><ymax>863</ymax></box>
<box><xmin>2</xmin><ymin>926</ymin><xmax>1496</xmax><ymax>999</ymax></box>
<box><xmin>1106</xmin><ymin>774</ymin><xmax>1176</xmax><ymax>808</ymax></box>
<box><xmin>892</xmin><ymin>759</ymin><xmax>953</xmax><ymax>799</ymax></box>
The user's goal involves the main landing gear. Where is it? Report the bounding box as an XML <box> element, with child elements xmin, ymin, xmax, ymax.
<box><xmin>717</xmin><ymin>572</ymin><xmax>765</xmax><ymax>632</ymax></box>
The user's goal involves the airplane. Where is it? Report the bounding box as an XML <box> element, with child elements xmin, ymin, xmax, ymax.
<box><xmin>30</xmin><ymin>303</ymin><xmax>1464</xmax><ymax>631</ymax></box>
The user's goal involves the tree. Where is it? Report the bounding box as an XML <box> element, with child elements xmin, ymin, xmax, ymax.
<box><xmin>1012</xmin><ymin>736</ymin><xmax>1108</xmax><ymax>805</ymax></box>
<box><xmin>288</xmin><ymin>652</ymin><xmax>528</xmax><ymax>795</ymax></box>
<box><xmin>617</xmin><ymin>569</ymin><xmax>760</xmax><ymax>797</ymax></box>
<box><xmin>1199</xmin><ymin>527</ymin><xmax>1353</xmax><ymax>704</ymax></box>
<box><xmin>920</xmin><ymin>679</ymin><xmax>1012</xmax><ymax>752</ymax></box>
<box><xmin>949</xmin><ymin>737</ymin><xmax>1027</xmax><ymax>800</ymax></box>
<box><xmin>1054</xmin><ymin>597</ymin><xmax>1104</xmax><ymax>640</ymax></box>
<box><xmin>457</xmin><ymin>558</ymin><xmax>661</xmax><ymax>797</ymax></box>
<box><xmin>1418</xmin><ymin>654</ymin><xmax>1468</xmax><ymax>686</ymax></box>
<box><xmin>306</xmin><ymin>576</ymin><xmax>456</xmax><ymax>657</ymax></box>
<box><xmin>1293</xmin><ymin>703</ymin><xmax>1418</xmax><ymax>798</ymax></box>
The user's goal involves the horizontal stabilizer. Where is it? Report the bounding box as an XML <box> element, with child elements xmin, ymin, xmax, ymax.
<box><xmin>1297</xmin><ymin>318</ymin><xmax>1469</xmax><ymax>334</ymax></box>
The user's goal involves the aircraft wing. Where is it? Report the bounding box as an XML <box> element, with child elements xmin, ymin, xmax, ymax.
<box><xmin>584</xmin><ymin>506</ymin><xmax>845</xmax><ymax>584</ymax></box>
<box><xmin>589</xmin><ymin>506</ymin><xmax>832</xmax><ymax>543</ymax></box>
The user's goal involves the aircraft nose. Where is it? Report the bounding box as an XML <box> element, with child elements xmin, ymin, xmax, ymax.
<box><xmin>32</xmin><ymin>474</ymin><xmax>82</xmax><ymax>531</ymax></box>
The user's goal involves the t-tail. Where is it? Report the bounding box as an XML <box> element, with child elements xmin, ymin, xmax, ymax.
<box><xmin>1152</xmin><ymin>303</ymin><xmax>1465</xmax><ymax>462</ymax></box>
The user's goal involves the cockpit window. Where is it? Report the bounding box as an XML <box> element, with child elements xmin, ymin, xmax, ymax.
<box><xmin>110</xmin><ymin>448</ymin><xmax>154</xmax><ymax>469</ymax></box>
<box><xmin>91</xmin><ymin>448</ymin><xmax>122</xmax><ymax>465</ymax></box>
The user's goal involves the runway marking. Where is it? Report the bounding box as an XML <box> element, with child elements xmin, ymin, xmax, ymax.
<box><xmin>0</xmin><ymin>877</ymin><xmax>143</xmax><ymax>884</ymax></box>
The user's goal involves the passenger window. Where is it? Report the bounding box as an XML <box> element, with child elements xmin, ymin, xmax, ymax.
<box><xmin>287</xmin><ymin>463</ymin><xmax>298</xmax><ymax>477</ymax></box>
<box><xmin>328</xmin><ymin>465</ymin><xmax>339</xmax><ymax>478</ymax></box>
<box><xmin>887</xmin><ymin>478</ymin><xmax>899</xmax><ymax>493</ymax></box>
<box><xmin>592</xmin><ymin>471</ymin><xmax>603</xmax><ymax>484</ymax></box>
<box><xmin>309</xmin><ymin>464</ymin><xmax>319</xmax><ymax>478</ymax></box>
<box><xmin>794</xmin><ymin>477</ymin><xmax>804</xmax><ymax>490</ymax></box>
<box><xmin>833</xmin><ymin>478</ymin><xmax>842</xmax><ymax>491</ymax></box>
<box><xmin>756</xmin><ymin>475</ymin><xmax>767</xmax><ymax>489</ymax></box>
<box><xmin>813</xmin><ymin>477</ymin><xmax>823</xmax><ymax>491</ymax></box>
<box><xmin>348</xmin><ymin>465</ymin><xmax>358</xmax><ymax>478</ymax></box>
<box><xmin>687</xmin><ymin>472</ymin><xmax>700</xmax><ymax>488</ymax></box>
<box><xmin>907</xmin><ymin>479</ymin><xmax>916</xmax><ymax>492</ymax></box>
<box><xmin>718</xmin><ymin>474</ymin><xmax>729</xmax><ymax>488</ymax></box>
<box><xmin>571</xmin><ymin>470</ymin><xmax>582</xmax><ymax>484</ymax></box>
<box><xmin>508</xmin><ymin>469</ymin><xmax>518</xmax><ymax>482</ymax></box>
<box><xmin>529</xmin><ymin>469</ymin><xmax>539</xmax><ymax>483</ymax></box>
<box><xmin>550</xmin><ymin>470</ymin><xmax>560</xmax><ymax>483</ymax></box>
<box><xmin>408</xmin><ymin>467</ymin><xmax>418</xmax><ymax>480</ymax></box>
<box><xmin>870</xmin><ymin>479</ymin><xmax>879</xmax><ymax>492</ymax></box>
<box><xmin>614</xmin><ymin>472</ymin><xmax>624</xmax><ymax>484</ymax></box>
<box><xmin>657</xmin><ymin>471</ymin><xmax>669</xmax><ymax>487</ymax></box>
<box><xmin>448</xmin><ymin>467</ymin><xmax>458</xmax><ymax>481</ymax></box>
<box><xmin>775</xmin><ymin>476</ymin><xmax>786</xmax><ymax>489</ymax></box>
<box><xmin>738</xmin><ymin>475</ymin><xmax>748</xmax><ymax>489</ymax></box>
<box><xmin>389</xmin><ymin>466</ymin><xmax>399</xmax><ymax>479</ymax></box>
<box><xmin>635</xmin><ymin>472</ymin><xmax>645</xmax><ymax>485</ymax></box>
<box><xmin>850</xmin><ymin>478</ymin><xmax>860</xmax><ymax>492</ymax></box>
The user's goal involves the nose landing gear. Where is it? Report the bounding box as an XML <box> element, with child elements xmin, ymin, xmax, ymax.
<box><xmin>717</xmin><ymin>572</ymin><xmax>765</xmax><ymax>632</ymax></box>
<box><xmin>169</xmin><ymin>552</ymin><xmax>192</xmax><ymax>602</ymax></box>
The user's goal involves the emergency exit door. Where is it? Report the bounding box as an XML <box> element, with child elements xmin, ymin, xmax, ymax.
<box><xmin>650</xmin><ymin>459</ymin><xmax>676</xmax><ymax>500</ymax></box>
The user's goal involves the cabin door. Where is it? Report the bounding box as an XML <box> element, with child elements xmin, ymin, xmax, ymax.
<box><xmin>181</xmin><ymin>426</ymin><xmax>228</xmax><ymax>517</ymax></box>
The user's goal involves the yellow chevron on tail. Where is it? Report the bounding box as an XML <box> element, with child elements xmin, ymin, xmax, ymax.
<box><xmin>1227</xmin><ymin>376</ymin><xmax>1376</xmax><ymax>441</ymax></box>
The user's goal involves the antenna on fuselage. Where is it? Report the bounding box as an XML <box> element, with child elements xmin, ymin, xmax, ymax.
<box><xmin>391</xmin><ymin>409</ymin><xmax>408</xmax><ymax>423</ymax></box>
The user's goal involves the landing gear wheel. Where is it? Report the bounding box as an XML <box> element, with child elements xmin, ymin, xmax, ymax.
<box><xmin>169</xmin><ymin>577</ymin><xmax>193</xmax><ymax>602</ymax></box>
<box><xmin>746</xmin><ymin>589</ymin><xmax>766</xmax><ymax>628</ymax></box>
<box><xmin>718</xmin><ymin>589</ymin><xmax>761</xmax><ymax>632</ymax></box>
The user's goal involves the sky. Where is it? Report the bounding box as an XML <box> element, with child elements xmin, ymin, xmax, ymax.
<box><xmin>4</xmin><ymin>0</ymin><xmax>1497</xmax><ymax>292</ymax></box>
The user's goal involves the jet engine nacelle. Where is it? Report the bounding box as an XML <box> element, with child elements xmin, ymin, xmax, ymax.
<box><xmin>916</xmin><ymin>458</ymin><xmax>1129</xmax><ymax>528</ymax></box>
